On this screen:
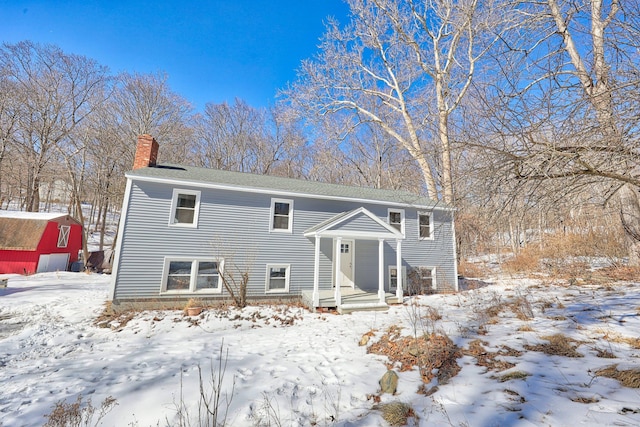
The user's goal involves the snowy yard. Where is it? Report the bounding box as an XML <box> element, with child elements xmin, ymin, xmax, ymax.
<box><xmin>1</xmin><ymin>271</ymin><xmax>640</xmax><ymax>426</ymax></box>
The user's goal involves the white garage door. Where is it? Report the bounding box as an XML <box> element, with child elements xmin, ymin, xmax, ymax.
<box><xmin>36</xmin><ymin>253</ymin><xmax>70</xmax><ymax>273</ymax></box>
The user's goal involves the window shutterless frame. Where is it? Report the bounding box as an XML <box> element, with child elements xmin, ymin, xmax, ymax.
<box><xmin>169</xmin><ymin>189</ymin><xmax>201</xmax><ymax>227</ymax></box>
<box><xmin>265</xmin><ymin>264</ymin><xmax>290</xmax><ymax>292</ymax></box>
<box><xmin>387</xmin><ymin>208</ymin><xmax>405</xmax><ymax>236</ymax></box>
<box><xmin>417</xmin><ymin>211</ymin><xmax>434</xmax><ymax>240</ymax></box>
<box><xmin>270</xmin><ymin>198</ymin><xmax>293</xmax><ymax>233</ymax></box>
<box><xmin>161</xmin><ymin>257</ymin><xmax>223</xmax><ymax>294</ymax></box>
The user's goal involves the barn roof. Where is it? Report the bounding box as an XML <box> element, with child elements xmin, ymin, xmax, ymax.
<box><xmin>0</xmin><ymin>211</ymin><xmax>80</xmax><ymax>251</ymax></box>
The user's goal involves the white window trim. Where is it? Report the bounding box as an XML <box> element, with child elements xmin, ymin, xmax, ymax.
<box><xmin>265</xmin><ymin>263</ymin><xmax>291</xmax><ymax>293</ymax></box>
<box><xmin>160</xmin><ymin>257</ymin><xmax>223</xmax><ymax>294</ymax></box>
<box><xmin>57</xmin><ymin>225</ymin><xmax>70</xmax><ymax>248</ymax></box>
<box><xmin>387</xmin><ymin>208</ymin><xmax>405</xmax><ymax>236</ymax></box>
<box><xmin>418</xmin><ymin>211</ymin><xmax>434</xmax><ymax>240</ymax></box>
<box><xmin>388</xmin><ymin>265</ymin><xmax>407</xmax><ymax>291</ymax></box>
<box><xmin>169</xmin><ymin>188</ymin><xmax>201</xmax><ymax>228</ymax></box>
<box><xmin>270</xmin><ymin>198</ymin><xmax>293</xmax><ymax>233</ymax></box>
<box><xmin>417</xmin><ymin>266</ymin><xmax>437</xmax><ymax>291</ymax></box>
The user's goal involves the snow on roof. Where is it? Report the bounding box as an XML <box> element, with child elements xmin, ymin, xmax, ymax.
<box><xmin>0</xmin><ymin>211</ymin><xmax>69</xmax><ymax>221</ymax></box>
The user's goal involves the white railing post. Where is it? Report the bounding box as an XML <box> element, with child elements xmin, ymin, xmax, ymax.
<box><xmin>313</xmin><ymin>235</ymin><xmax>320</xmax><ymax>308</ymax></box>
<box><xmin>396</xmin><ymin>240</ymin><xmax>403</xmax><ymax>300</ymax></box>
<box><xmin>334</xmin><ymin>237</ymin><xmax>342</xmax><ymax>307</ymax></box>
<box><xmin>378</xmin><ymin>238</ymin><xmax>385</xmax><ymax>304</ymax></box>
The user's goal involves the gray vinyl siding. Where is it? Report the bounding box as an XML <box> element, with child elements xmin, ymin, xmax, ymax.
<box><xmin>327</xmin><ymin>213</ymin><xmax>388</xmax><ymax>233</ymax></box>
<box><xmin>113</xmin><ymin>179</ymin><xmax>456</xmax><ymax>300</ymax></box>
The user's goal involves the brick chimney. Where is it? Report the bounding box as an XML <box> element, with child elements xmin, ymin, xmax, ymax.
<box><xmin>133</xmin><ymin>134</ymin><xmax>159</xmax><ymax>170</ymax></box>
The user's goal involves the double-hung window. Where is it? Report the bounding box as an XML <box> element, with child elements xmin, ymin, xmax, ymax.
<box><xmin>388</xmin><ymin>208</ymin><xmax>405</xmax><ymax>235</ymax></box>
<box><xmin>270</xmin><ymin>198</ymin><xmax>293</xmax><ymax>233</ymax></box>
<box><xmin>169</xmin><ymin>189</ymin><xmax>201</xmax><ymax>227</ymax></box>
<box><xmin>266</xmin><ymin>264</ymin><xmax>290</xmax><ymax>292</ymax></box>
<box><xmin>162</xmin><ymin>258</ymin><xmax>222</xmax><ymax>294</ymax></box>
<box><xmin>57</xmin><ymin>225</ymin><xmax>70</xmax><ymax>248</ymax></box>
<box><xmin>418</xmin><ymin>212</ymin><xmax>434</xmax><ymax>240</ymax></box>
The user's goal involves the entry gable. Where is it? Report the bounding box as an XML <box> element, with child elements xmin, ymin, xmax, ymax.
<box><xmin>304</xmin><ymin>207</ymin><xmax>403</xmax><ymax>240</ymax></box>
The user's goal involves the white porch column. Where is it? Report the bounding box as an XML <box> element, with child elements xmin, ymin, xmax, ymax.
<box><xmin>378</xmin><ymin>238</ymin><xmax>385</xmax><ymax>304</ymax></box>
<box><xmin>313</xmin><ymin>235</ymin><xmax>320</xmax><ymax>308</ymax></box>
<box><xmin>396</xmin><ymin>239</ymin><xmax>403</xmax><ymax>300</ymax></box>
<box><xmin>334</xmin><ymin>237</ymin><xmax>342</xmax><ymax>306</ymax></box>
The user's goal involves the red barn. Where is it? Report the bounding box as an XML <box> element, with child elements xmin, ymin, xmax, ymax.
<box><xmin>0</xmin><ymin>212</ymin><xmax>83</xmax><ymax>274</ymax></box>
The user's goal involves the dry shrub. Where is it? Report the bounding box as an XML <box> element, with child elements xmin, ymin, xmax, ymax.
<box><xmin>368</xmin><ymin>331</ymin><xmax>461</xmax><ymax>385</ymax></box>
<box><xmin>426</xmin><ymin>306</ymin><xmax>442</xmax><ymax>321</ymax></box>
<box><xmin>595</xmin><ymin>365</ymin><xmax>640</xmax><ymax>388</ymax></box>
<box><xmin>596</xmin><ymin>266</ymin><xmax>640</xmax><ymax>282</ymax></box>
<box><xmin>518</xmin><ymin>324</ymin><xmax>534</xmax><ymax>332</ymax></box>
<box><xmin>458</xmin><ymin>259</ymin><xmax>485</xmax><ymax>278</ymax></box>
<box><xmin>508</xmin><ymin>296</ymin><xmax>534</xmax><ymax>320</ymax></box>
<box><xmin>44</xmin><ymin>395</ymin><xmax>117</xmax><ymax>427</ymax></box>
<box><xmin>502</xmin><ymin>249</ymin><xmax>541</xmax><ymax>274</ymax></box>
<box><xmin>377</xmin><ymin>401</ymin><xmax>415</xmax><ymax>426</ymax></box>
<box><xmin>94</xmin><ymin>301</ymin><xmax>137</xmax><ymax>330</ymax></box>
<box><xmin>502</xmin><ymin>226</ymin><xmax>625</xmax><ymax>275</ymax></box>
<box><xmin>525</xmin><ymin>334</ymin><xmax>583</xmax><ymax>358</ymax></box>
<box><xmin>541</xmin><ymin>226</ymin><xmax>625</xmax><ymax>259</ymax></box>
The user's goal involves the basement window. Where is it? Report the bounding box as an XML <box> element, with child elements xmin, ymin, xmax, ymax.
<box><xmin>162</xmin><ymin>258</ymin><xmax>223</xmax><ymax>294</ymax></box>
<box><xmin>266</xmin><ymin>264</ymin><xmax>290</xmax><ymax>292</ymax></box>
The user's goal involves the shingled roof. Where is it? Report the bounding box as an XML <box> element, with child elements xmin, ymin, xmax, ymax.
<box><xmin>127</xmin><ymin>164</ymin><xmax>452</xmax><ymax>210</ymax></box>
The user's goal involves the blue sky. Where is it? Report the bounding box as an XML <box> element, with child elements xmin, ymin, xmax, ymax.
<box><xmin>1</xmin><ymin>0</ymin><xmax>349</xmax><ymax>110</ymax></box>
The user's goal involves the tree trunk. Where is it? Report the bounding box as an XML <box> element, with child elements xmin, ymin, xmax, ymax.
<box><xmin>619</xmin><ymin>184</ymin><xmax>640</xmax><ymax>266</ymax></box>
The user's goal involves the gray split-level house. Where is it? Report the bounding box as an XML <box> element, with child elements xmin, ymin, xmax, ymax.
<box><xmin>110</xmin><ymin>135</ymin><xmax>458</xmax><ymax>313</ymax></box>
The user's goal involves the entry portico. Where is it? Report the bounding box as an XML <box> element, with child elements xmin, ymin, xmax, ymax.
<box><xmin>304</xmin><ymin>207</ymin><xmax>405</xmax><ymax>311</ymax></box>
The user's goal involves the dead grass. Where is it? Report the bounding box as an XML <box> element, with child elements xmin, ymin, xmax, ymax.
<box><xmin>524</xmin><ymin>334</ymin><xmax>583</xmax><ymax>358</ymax></box>
<box><xmin>463</xmin><ymin>340</ymin><xmax>521</xmax><ymax>372</ymax></box>
<box><xmin>594</xmin><ymin>347</ymin><xmax>616</xmax><ymax>358</ymax></box>
<box><xmin>599</xmin><ymin>331</ymin><xmax>640</xmax><ymax>349</ymax></box>
<box><xmin>499</xmin><ymin>371</ymin><xmax>529</xmax><ymax>382</ymax></box>
<box><xmin>502</xmin><ymin>250</ymin><xmax>541</xmax><ymax>274</ymax></box>
<box><xmin>94</xmin><ymin>301</ymin><xmax>138</xmax><ymax>330</ymax></box>
<box><xmin>376</xmin><ymin>401</ymin><xmax>416</xmax><ymax>426</ymax></box>
<box><xmin>595</xmin><ymin>365</ymin><xmax>640</xmax><ymax>388</ymax></box>
<box><xmin>458</xmin><ymin>259</ymin><xmax>485</xmax><ymax>279</ymax></box>
<box><xmin>595</xmin><ymin>266</ymin><xmax>640</xmax><ymax>282</ymax></box>
<box><xmin>501</xmin><ymin>226</ymin><xmax>625</xmax><ymax>276</ymax></box>
<box><xmin>570</xmin><ymin>395</ymin><xmax>600</xmax><ymax>404</ymax></box>
<box><xmin>368</xmin><ymin>329</ymin><xmax>461</xmax><ymax>385</ymax></box>
<box><xmin>508</xmin><ymin>296</ymin><xmax>534</xmax><ymax>320</ymax></box>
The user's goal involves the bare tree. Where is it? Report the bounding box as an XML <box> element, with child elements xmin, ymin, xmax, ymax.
<box><xmin>285</xmin><ymin>0</ymin><xmax>504</xmax><ymax>204</ymax></box>
<box><xmin>0</xmin><ymin>41</ymin><xmax>109</xmax><ymax>212</ymax></box>
<box><xmin>472</xmin><ymin>0</ymin><xmax>640</xmax><ymax>263</ymax></box>
<box><xmin>0</xmin><ymin>65</ymin><xmax>20</xmax><ymax>208</ymax></box>
<box><xmin>192</xmin><ymin>99</ymin><xmax>308</xmax><ymax>177</ymax></box>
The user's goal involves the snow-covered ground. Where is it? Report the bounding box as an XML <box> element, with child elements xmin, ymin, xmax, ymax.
<box><xmin>1</xmin><ymin>272</ymin><xmax>640</xmax><ymax>426</ymax></box>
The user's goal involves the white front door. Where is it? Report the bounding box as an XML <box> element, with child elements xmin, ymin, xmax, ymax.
<box><xmin>339</xmin><ymin>240</ymin><xmax>354</xmax><ymax>288</ymax></box>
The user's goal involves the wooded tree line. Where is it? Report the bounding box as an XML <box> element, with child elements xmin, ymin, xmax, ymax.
<box><xmin>1</xmin><ymin>0</ymin><xmax>638</xmax><ymax>265</ymax></box>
